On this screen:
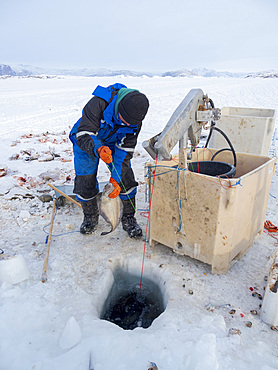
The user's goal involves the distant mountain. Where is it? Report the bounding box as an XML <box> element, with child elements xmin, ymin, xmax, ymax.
<box><xmin>85</xmin><ymin>68</ymin><xmax>153</xmax><ymax>77</ymax></box>
<box><xmin>161</xmin><ymin>68</ymin><xmax>245</xmax><ymax>78</ymax></box>
<box><xmin>0</xmin><ymin>63</ymin><xmax>277</xmax><ymax>78</ymax></box>
<box><xmin>11</xmin><ymin>64</ymin><xmax>46</xmax><ymax>76</ymax></box>
<box><xmin>245</xmin><ymin>70</ymin><xmax>278</xmax><ymax>78</ymax></box>
<box><xmin>162</xmin><ymin>68</ymin><xmax>278</xmax><ymax>78</ymax></box>
<box><xmin>0</xmin><ymin>64</ymin><xmax>16</xmax><ymax>76</ymax></box>
<box><xmin>0</xmin><ymin>64</ymin><xmax>154</xmax><ymax>78</ymax></box>
<box><xmin>191</xmin><ymin>68</ymin><xmax>245</xmax><ymax>78</ymax></box>
<box><xmin>161</xmin><ymin>69</ymin><xmax>193</xmax><ymax>77</ymax></box>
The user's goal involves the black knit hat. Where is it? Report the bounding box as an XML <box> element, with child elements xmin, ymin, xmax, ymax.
<box><xmin>118</xmin><ymin>91</ymin><xmax>149</xmax><ymax>125</ymax></box>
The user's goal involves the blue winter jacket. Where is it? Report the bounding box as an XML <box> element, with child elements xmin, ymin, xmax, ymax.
<box><xmin>70</xmin><ymin>83</ymin><xmax>142</xmax><ymax>184</ymax></box>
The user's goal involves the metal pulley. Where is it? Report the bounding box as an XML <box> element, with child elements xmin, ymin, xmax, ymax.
<box><xmin>142</xmin><ymin>89</ymin><xmax>221</xmax><ymax>165</ymax></box>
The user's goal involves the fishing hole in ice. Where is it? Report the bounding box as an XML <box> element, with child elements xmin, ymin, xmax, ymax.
<box><xmin>100</xmin><ymin>268</ymin><xmax>166</xmax><ymax>330</ymax></box>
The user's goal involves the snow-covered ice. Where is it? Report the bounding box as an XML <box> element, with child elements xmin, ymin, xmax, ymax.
<box><xmin>0</xmin><ymin>254</ymin><xmax>30</xmax><ymax>285</ymax></box>
<box><xmin>59</xmin><ymin>316</ymin><xmax>82</xmax><ymax>350</ymax></box>
<box><xmin>0</xmin><ymin>75</ymin><xmax>278</xmax><ymax>370</ymax></box>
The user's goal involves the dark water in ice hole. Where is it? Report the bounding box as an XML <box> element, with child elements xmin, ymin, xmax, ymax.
<box><xmin>100</xmin><ymin>270</ymin><xmax>165</xmax><ymax>330</ymax></box>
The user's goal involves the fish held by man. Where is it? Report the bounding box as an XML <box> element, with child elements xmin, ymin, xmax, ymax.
<box><xmin>99</xmin><ymin>183</ymin><xmax>123</xmax><ymax>235</ymax></box>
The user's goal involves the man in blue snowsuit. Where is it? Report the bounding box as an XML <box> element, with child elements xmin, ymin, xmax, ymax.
<box><xmin>69</xmin><ymin>83</ymin><xmax>149</xmax><ymax>237</ymax></box>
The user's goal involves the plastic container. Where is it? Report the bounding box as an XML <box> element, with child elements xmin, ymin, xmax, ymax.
<box><xmin>208</xmin><ymin>107</ymin><xmax>276</xmax><ymax>156</ymax></box>
<box><xmin>146</xmin><ymin>148</ymin><xmax>276</xmax><ymax>274</ymax></box>
<box><xmin>188</xmin><ymin>161</ymin><xmax>236</xmax><ymax>178</ymax></box>
<box><xmin>54</xmin><ymin>182</ymin><xmax>106</xmax><ymax>199</ymax></box>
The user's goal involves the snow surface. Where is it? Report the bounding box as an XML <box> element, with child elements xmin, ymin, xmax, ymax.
<box><xmin>0</xmin><ymin>76</ymin><xmax>278</xmax><ymax>370</ymax></box>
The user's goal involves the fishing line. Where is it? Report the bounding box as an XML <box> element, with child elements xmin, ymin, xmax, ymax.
<box><xmin>106</xmin><ymin>153</ymin><xmax>159</xmax><ymax>296</ymax></box>
<box><xmin>139</xmin><ymin>152</ymin><xmax>159</xmax><ymax>297</ymax></box>
<box><xmin>104</xmin><ymin>154</ymin><xmax>137</xmax><ymax>214</ymax></box>
<box><xmin>42</xmin><ymin>205</ymin><xmax>79</xmax><ymax>240</ymax></box>
<box><xmin>105</xmin><ymin>157</ymin><xmax>145</xmax><ymax>229</ymax></box>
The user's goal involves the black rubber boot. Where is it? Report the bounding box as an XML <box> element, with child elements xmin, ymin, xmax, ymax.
<box><xmin>80</xmin><ymin>198</ymin><xmax>99</xmax><ymax>234</ymax></box>
<box><xmin>121</xmin><ymin>198</ymin><xmax>142</xmax><ymax>238</ymax></box>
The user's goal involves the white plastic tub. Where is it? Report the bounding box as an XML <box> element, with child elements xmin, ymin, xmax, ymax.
<box><xmin>208</xmin><ymin>107</ymin><xmax>276</xmax><ymax>156</ymax></box>
<box><xmin>146</xmin><ymin>148</ymin><xmax>276</xmax><ymax>274</ymax></box>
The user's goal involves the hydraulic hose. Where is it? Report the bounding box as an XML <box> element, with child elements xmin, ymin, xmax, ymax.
<box><xmin>204</xmin><ymin>98</ymin><xmax>215</xmax><ymax>149</ymax></box>
<box><xmin>209</xmin><ymin>126</ymin><xmax>237</xmax><ymax>167</ymax></box>
<box><xmin>205</xmin><ymin>121</ymin><xmax>215</xmax><ymax>148</ymax></box>
<box><xmin>210</xmin><ymin>148</ymin><xmax>232</xmax><ymax>162</ymax></box>
<box><xmin>203</xmin><ymin>98</ymin><xmax>237</xmax><ymax>167</ymax></box>
<box><xmin>208</xmin><ymin>98</ymin><xmax>214</xmax><ymax>109</ymax></box>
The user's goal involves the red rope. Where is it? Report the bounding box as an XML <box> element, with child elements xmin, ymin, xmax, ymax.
<box><xmin>264</xmin><ymin>221</ymin><xmax>278</xmax><ymax>244</ymax></box>
<box><xmin>139</xmin><ymin>152</ymin><xmax>159</xmax><ymax>297</ymax></box>
<box><xmin>263</xmin><ymin>230</ymin><xmax>278</xmax><ymax>244</ymax></box>
<box><xmin>264</xmin><ymin>220</ymin><xmax>278</xmax><ymax>232</ymax></box>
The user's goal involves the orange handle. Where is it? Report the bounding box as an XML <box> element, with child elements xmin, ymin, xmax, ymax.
<box><xmin>109</xmin><ymin>178</ymin><xmax>121</xmax><ymax>198</ymax></box>
<box><xmin>98</xmin><ymin>146</ymin><xmax>112</xmax><ymax>164</ymax></box>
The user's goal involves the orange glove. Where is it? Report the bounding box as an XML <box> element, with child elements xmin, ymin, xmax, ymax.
<box><xmin>98</xmin><ymin>146</ymin><xmax>112</xmax><ymax>164</ymax></box>
<box><xmin>108</xmin><ymin>178</ymin><xmax>121</xmax><ymax>199</ymax></box>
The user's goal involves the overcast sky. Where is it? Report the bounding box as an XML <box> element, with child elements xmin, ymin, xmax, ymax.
<box><xmin>1</xmin><ymin>0</ymin><xmax>277</xmax><ymax>73</ymax></box>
